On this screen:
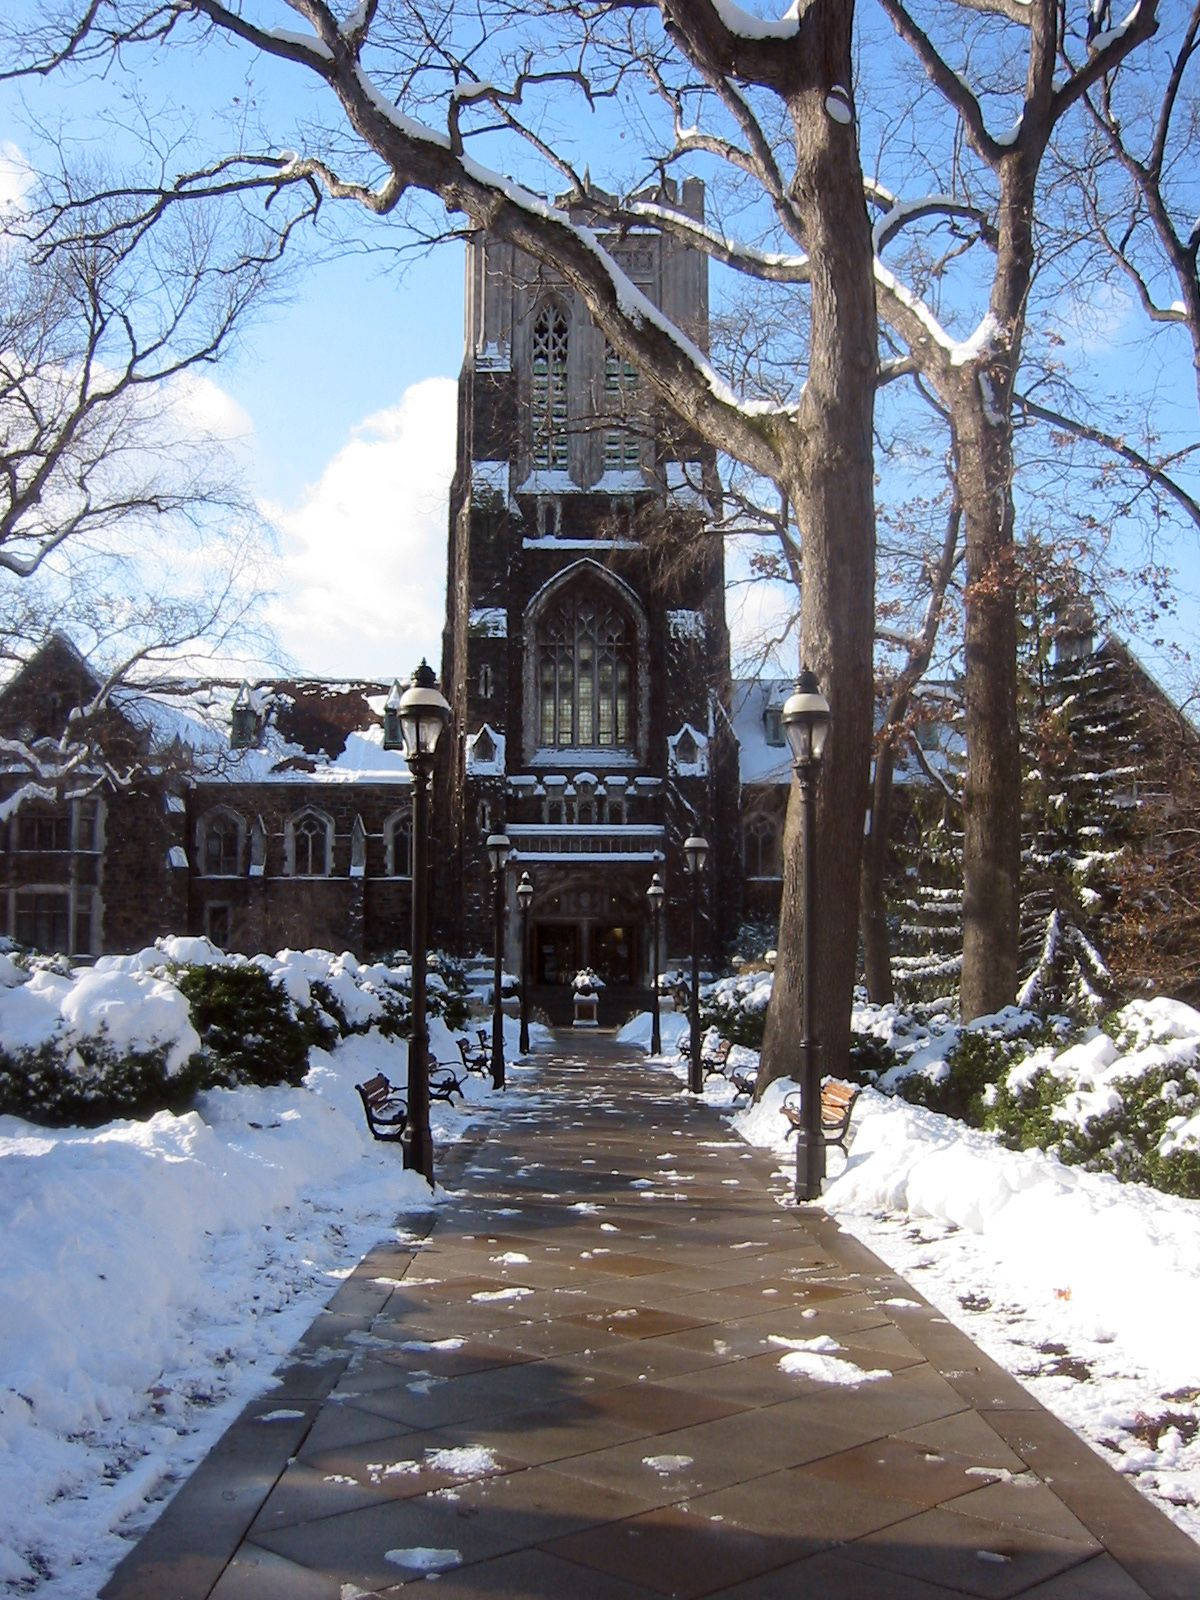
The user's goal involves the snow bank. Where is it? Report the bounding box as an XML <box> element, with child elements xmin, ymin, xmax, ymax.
<box><xmin>736</xmin><ymin>1083</ymin><xmax>1200</xmax><ymax>1384</ymax></box>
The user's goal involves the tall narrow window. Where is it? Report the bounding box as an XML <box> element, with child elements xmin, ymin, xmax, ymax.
<box><xmin>603</xmin><ymin>344</ymin><xmax>640</xmax><ymax>470</ymax></box>
<box><xmin>289</xmin><ymin>810</ymin><xmax>332</xmax><ymax>877</ymax></box>
<box><xmin>531</xmin><ymin>305</ymin><xmax>569</xmax><ymax>470</ymax></box>
<box><xmin>537</xmin><ymin>586</ymin><xmax>633</xmax><ymax>750</ymax></box>
<box><xmin>201</xmin><ymin>810</ymin><xmax>243</xmax><ymax>877</ymax></box>
<box><xmin>386</xmin><ymin>813</ymin><xmax>413</xmax><ymax>878</ymax></box>
<box><xmin>743</xmin><ymin>813</ymin><xmax>782</xmax><ymax>878</ymax></box>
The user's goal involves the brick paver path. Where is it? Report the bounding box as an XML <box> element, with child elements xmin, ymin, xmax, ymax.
<box><xmin>102</xmin><ymin>1032</ymin><xmax>1200</xmax><ymax>1599</ymax></box>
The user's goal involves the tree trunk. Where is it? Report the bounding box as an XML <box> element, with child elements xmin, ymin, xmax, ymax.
<box><xmin>860</xmin><ymin>741</ymin><xmax>896</xmax><ymax>1005</ymax></box>
<box><xmin>956</xmin><ymin>393</ymin><xmax>1021</xmax><ymax>1018</ymax></box>
<box><xmin>760</xmin><ymin>16</ymin><xmax>877</xmax><ymax>1091</ymax></box>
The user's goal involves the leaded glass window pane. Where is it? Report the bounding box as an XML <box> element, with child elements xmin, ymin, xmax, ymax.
<box><xmin>603</xmin><ymin>344</ymin><xmax>639</xmax><ymax>469</ymax></box>
<box><xmin>532</xmin><ymin>306</ymin><xmax>569</xmax><ymax>470</ymax></box>
<box><xmin>536</xmin><ymin>588</ymin><xmax>634</xmax><ymax>751</ymax></box>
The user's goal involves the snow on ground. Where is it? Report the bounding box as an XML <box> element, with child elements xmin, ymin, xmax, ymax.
<box><xmin>729</xmin><ymin>1072</ymin><xmax>1200</xmax><ymax>1545</ymax></box>
<box><xmin>0</xmin><ymin>999</ymin><xmax>543</xmax><ymax>1598</ymax></box>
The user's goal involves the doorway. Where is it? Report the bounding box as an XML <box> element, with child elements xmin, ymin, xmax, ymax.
<box><xmin>533</xmin><ymin>923</ymin><xmax>579</xmax><ymax>985</ymax></box>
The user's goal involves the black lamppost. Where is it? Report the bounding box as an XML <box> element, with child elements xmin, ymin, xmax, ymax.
<box><xmin>682</xmin><ymin>836</ymin><xmax>709</xmax><ymax>1094</ymax></box>
<box><xmin>646</xmin><ymin>872</ymin><xmax>664</xmax><ymax>1056</ymax></box>
<box><xmin>516</xmin><ymin>871</ymin><xmax>533</xmax><ymax>1055</ymax></box>
<box><xmin>782</xmin><ymin>667</ymin><xmax>832</xmax><ymax>1201</ymax></box>
<box><xmin>486</xmin><ymin>832</ymin><xmax>512</xmax><ymax>1089</ymax></box>
<box><xmin>397</xmin><ymin>661</ymin><xmax>452</xmax><ymax>1187</ymax></box>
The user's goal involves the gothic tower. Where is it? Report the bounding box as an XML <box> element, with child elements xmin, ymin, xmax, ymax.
<box><xmin>439</xmin><ymin>181</ymin><xmax>739</xmax><ymax>1020</ymax></box>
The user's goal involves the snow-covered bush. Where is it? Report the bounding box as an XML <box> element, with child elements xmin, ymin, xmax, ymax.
<box><xmin>888</xmin><ymin>1009</ymin><xmax>1066</xmax><ymax>1123</ymax></box>
<box><xmin>985</xmin><ymin>999</ymin><xmax>1200</xmax><ymax>1197</ymax></box>
<box><xmin>0</xmin><ymin>1037</ymin><xmax>204</xmax><ymax>1127</ymax></box>
<box><xmin>174</xmin><ymin>963</ymin><xmax>316</xmax><ymax>1088</ymax></box>
<box><xmin>0</xmin><ymin>939</ymin><xmax>479</xmax><ymax>1127</ymax></box>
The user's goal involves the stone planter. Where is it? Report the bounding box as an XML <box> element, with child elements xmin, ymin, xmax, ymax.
<box><xmin>573</xmin><ymin>991</ymin><xmax>599</xmax><ymax>1027</ymax></box>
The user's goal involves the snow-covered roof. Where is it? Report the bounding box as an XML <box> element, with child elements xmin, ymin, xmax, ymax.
<box><xmin>114</xmin><ymin>680</ymin><xmax>415</xmax><ymax>785</ymax></box>
<box><xmin>732</xmin><ymin>679</ymin><xmax>793</xmax><ymax>786</ymax></box>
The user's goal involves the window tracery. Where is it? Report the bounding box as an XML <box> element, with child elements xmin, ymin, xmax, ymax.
<box><xmin>287</xmin><ymin>809</ymin><xmax>332</xmax><ymax>877</ymax></box>
<box><xmin>603</xmin><ymin>344</ymin><xmax>640</xmax><ymax>470</ymax></box>
<box><xmin>743</xmin><ymin>811</ymin><xmax>782</xmax><ymax>878</ymax></box>
<box><xmin>531</xmin><ymin>304</ymin><xmax>569</xmax><ymax>470</ymax></box>
<box><xmin>537</xmin><ymin>586</ymin><xmax>633</xmax><ymax>750</ymax></box>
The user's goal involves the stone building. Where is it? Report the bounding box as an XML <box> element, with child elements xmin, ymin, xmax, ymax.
<box><xmin>437</xmin><ymin>181</ymin><xmax>744</xmax><ymax>1021</ymax></box>
<box><xmin>0</xmin><ymin>187</ymin><xmax>795</xmax><ymax>995</ymax></box>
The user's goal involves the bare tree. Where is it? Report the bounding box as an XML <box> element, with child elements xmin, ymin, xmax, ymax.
<box><xmin>1072</xmin><ymin>2</ymin><xmax>1200</xmax><ymax>412</ymax></box>
<box><xmin>0</xmin><ymin>156</ymin><xmax>282</xmax><ymax>795</ymax></box>
<box><xmin>864</xmin><ymin>0</ymin><xmax>1159</xmax><ymax>1017</ymax></box>
<box><xmin>3</xmin><ymin>0</ymin><xmax>880</xmax><ymax>1084</ymax></box>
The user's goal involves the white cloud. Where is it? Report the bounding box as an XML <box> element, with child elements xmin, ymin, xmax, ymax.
<box><xmin>0</xmin><ymin>140</ymin><xmax>33</xmax><ymax>219</ymax></box>
<box><xmin>261</xmin><ymin>377</ymin><xmax>457</xmax><ymax>679</ymax></box>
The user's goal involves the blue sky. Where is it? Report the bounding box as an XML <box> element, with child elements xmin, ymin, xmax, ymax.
<box><xmin>1</xmin><ymin>7</ymin><xmax>1197</xmax><ymax>701</ymax></box>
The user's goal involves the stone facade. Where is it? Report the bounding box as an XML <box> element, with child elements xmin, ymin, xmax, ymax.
<box><xmin>0</xmin><ymin>191</ymin><xmax>795</xmax><ymax>981</ymax></box>
<box><xmin>438</xmin><ymin>182</ymin><xmax>747</xmax><ymax>1020</ymax></box>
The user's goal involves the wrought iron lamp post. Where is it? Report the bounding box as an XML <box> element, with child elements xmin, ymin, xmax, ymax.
<box><xmin>486</xmin><ymin>833</ymin><xmax>512</xmax><ymax>1089</ymax></box>
<box><xmin>781</xmin><ymin>667</ymin><xmax>832</xmax><ymax>1201</ymax></box>
<box><xmin>646</xmin><ymin>873</ymin><xmax>664</xmax><ymax>1056</ymax></box>
<box><xmin>516</xmin><ymin>870</ymin><xmax>533</xmax><ymax>1056</ymax></box>
<box><xmin>397</xmin><ymin>660</ymin><xmax>452</xmax><ymax>1187</ymax></box>
<box><xmin>682</xmin><ymin>836</ymin><xmax>709</xmax><ymax>1094</ymax></box>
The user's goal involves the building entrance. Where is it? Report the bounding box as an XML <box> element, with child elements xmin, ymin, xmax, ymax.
<box><xmin>533</xmin><ymin>923</ymin><xmax>579</xmax><ymax>986</ymax></box>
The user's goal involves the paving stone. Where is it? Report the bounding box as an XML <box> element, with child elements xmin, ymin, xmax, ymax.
<box><xmin>99</xmin><ymin>1034</ymin><xmax>1200</xmax><ymax>1600</ymax></box>
<box><xmin>846</xmin><ymin>1504</ymin><xmax>1098</xmax><ymax>1597</ymax></box>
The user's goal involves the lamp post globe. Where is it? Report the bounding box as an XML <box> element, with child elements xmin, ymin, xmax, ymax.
<box><xmin>646</xmin><ymin>873</ymin><xmax>664</xmax><ymax>1057</ymax></box>
<box><xmin>516</xmin><ymin>871</ymin><xmax>533</xmax><ymax>1056</ymax></box>
<box><xmin>781</xmin><ymin>668</ymin><xmax>831</xmax><ymax>770</ymax></box>
<box><xmin>486</xmin><ymin>833</ymin><xmax>512</xmax><ymax>1089</ymax></box>
<box><xmin>781</xmin><ymin>666</ymin><xmax>831</xmax><ymax>1202</ymax></box>
<box><xmin>682</xmin><ymin>836</ymin><xmax>709</xmax><ymax>1095</ymax></box>
<box><xmin>396</xmin><ymin>661</ymin><xmax>451</xmax><ymax>1188</ymax></box>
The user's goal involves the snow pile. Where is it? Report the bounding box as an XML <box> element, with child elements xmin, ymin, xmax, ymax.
<box><xmin>0</xmin><ymin>939</ymin><xmax>537</xmax><ymax>1595</ymax></box>
<box><xmin>732</xmin><ymin>1072</ymin><xmax>1200</xmax><ymax>1539</ymax></box>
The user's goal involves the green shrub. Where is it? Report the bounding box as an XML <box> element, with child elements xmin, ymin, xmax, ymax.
<box><xmin>0</xmin><ymin>1036</ymin><xmax>205</xmax><ymax>1127</ymax></box>
<box><xmin>175</xmin><ymin>963</ymin><xmax>312</xmax><ymax>1087</ymax></box>
<box><xmin>893</xmin><ymin>1015</ymin><xmax>1063</xmax><ymax>1124</ymax></box>
<box><xmin>847</xmin><ymin>1031</ymin><xmax>899</xmax><ymax>1085</ymax></box>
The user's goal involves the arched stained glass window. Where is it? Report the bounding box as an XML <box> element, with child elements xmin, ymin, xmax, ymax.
<box><xmin>531</xmin><ymin>304</ymin><xmax>569</xmax><ymax>469</ymax></box>
<box><xmin>538</xmin><ymin>587</ymin><xmax>633</xmax><ymax>750</ymax></box>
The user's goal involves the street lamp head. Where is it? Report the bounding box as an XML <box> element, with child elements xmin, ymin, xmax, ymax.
<box><xmin>682</xmin><ymin>835</ymin><xmax>709</xmax><ymax>876</ymax></box>
<box><xmin>782</xmin><ymin>667</ymin><xmax>831</xmax><ymax>768</ymax></box>
<box><xmin>646</xmin><ymin>872</ymin><xmax>665</xmax><ymax>915</ymax></box>
<box><xmin>486</xmin><ymin>832</ymin><xmax>512</xmax><ymax>875</ymax></box>
<box><xmin>398</xmin><ymin>661</ymin><xmax>451</xmax><ymax>761</ymax></box>
<box><xmin>516</xmin><ymin>871</ymin><xmax>534</xmax><ymax>911</ymax></box>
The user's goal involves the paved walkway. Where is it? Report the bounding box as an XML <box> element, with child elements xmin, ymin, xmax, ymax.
<box><xmin>102</xmin><ymin>1033</ymin><xmax>1200</xmax><ymax>1600</ymax></box>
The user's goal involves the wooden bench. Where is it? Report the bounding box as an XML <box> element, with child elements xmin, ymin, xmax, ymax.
<box><xmin>729</xmin><ymin>1064</ymin><xmax>757</xmax><ymax>1101</ymax></box>
<box><xmin>781</xmin><ymin>1080</ymin><xmax>861</xmax><ymax>1158</ymax></box>
<box><xmin>356</xmin><ymin>1074</ymin><xmax>409</xmax><ymax>1144</ymax></box>
<box><xmin>428</xmin><ymin>1061</ymin><xmax>466</xmax><ymax>1103</ymax></box>
<box><xmin>456</xmin><ymin>1030</ymin><xmax>490</xmax><ymax>1078</ymax></box>
<box><xmin>679</xmin><ymin>1033</ymin><xmax>733</xmax><ymax>1079</ymax></box>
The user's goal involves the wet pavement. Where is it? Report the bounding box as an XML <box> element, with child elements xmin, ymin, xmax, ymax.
<box><xmin>101</xmin><ymin>1031</ymin><xmax>1200</xmax><ymax>1599</ymax></box>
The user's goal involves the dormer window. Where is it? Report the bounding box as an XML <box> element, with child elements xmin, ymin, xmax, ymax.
<box><xmin>763</xmin><ymin>707</ymin><xmax>785</xmax><ymax>747</ymax></box>
<box><xmin>531</xmin><ymin>304</ymin><xmax>569</xmax><ymax>470</ymax></box>
<box><xmin>383</xmin><ymin>680</ymin><xmax>404</xmax><ymax>749</ymax></box>
<box><xmin>231</xmin><ymin>683</ymin><xmax>261</xmax><ymax>749</ymax></box>
<box><xmin>675</xmin><ymin>729</ymin><xmax>698</xmax><ymax>766</ymax></box>
<box><xmin>537</xmin><ymin>497</ymin><xmax>563</xmax><ymax>537</ymax></box>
